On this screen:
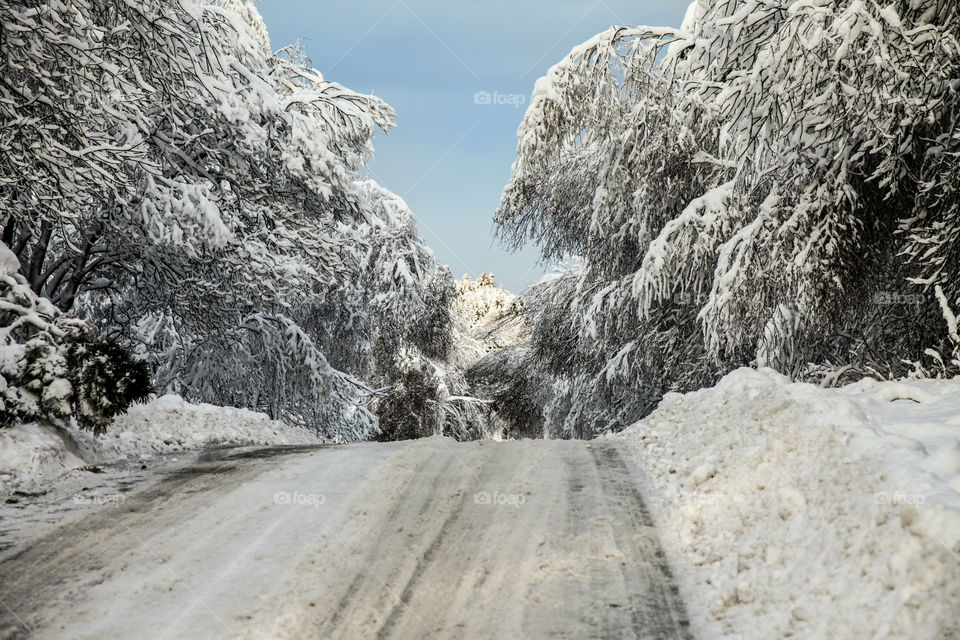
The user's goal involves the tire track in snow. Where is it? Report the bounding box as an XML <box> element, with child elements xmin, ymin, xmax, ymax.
<box><xmin>589</xmin><ymin>443</ymin><xmax>693</xmax><ymax>640</ymax></box>
<box><xmin>0</xmin><ymin>438</ymin><xmax>691</xmax><ymax>640</ymax></box>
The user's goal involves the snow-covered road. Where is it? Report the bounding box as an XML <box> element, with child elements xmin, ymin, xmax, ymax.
<box><xmin>0</xmin><ymin>437</ymin><xmax>690</xmax><ymax>639</ymax></box>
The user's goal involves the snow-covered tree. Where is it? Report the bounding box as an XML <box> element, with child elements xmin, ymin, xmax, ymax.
<box><xmin>0</xmin><ymin>0</ymin><xmax>469</xmax><ymax>440</ymax></box>
<box><xmin>452</xmin><ymin>274</ymin><xmax>542</xmax><ymax>439</ymax></box>
<box><xmin>453</xmin><ymin>273</ymin><xmax>525</xmax><ymax>350</ymax></box>
<box><xmin>497</xmin><ymin>0</ymin><xmax>960</xmax><ymax>437</ymax></box>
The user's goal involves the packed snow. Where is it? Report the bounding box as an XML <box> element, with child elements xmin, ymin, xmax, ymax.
<box><xmin>73</xmin><ymin>394</ymin><xmax>323</xmax><ymax>460</ymax></box>
<box><xmin>0</xmin><ymin>242</ymin><xmax>19</xmax><ymax>275</ymax></box>
<box><xmin>0</xmin><ymin>437</ymin><xmax>691</xmax><ymax>639</ymax></box>
<box><xmin>619</xmin><ymin>367</ymin><xmax>960</xmax><ymax>640</ymax></box>
<box><xmin>0</xmin><ymin>395</ymin><xmax>323</xmax><ymax>497</ymax></box>
<box><xmin>0</xmin><ymin>422</ymin><xmax>87</xmax><ymax>498</ymax></box>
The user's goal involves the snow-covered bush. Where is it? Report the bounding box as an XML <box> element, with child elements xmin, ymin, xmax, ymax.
<box><xmin>447</xmin><ymin>274</ymin><xmax>544</xmax><ymax>438</ymax></box>
<box><xmin>67</xmin><ymin>339</ymin><xmax>153</xmax><ymax>433</ymax></box>
<box><xmin>369</xmin><ymin>272</ymin><xmax>490</xmax><ymax>442</ymax></box>
<box><xmin>0</xmin><ymin>245</ymin><xmax>150</xmax><ymax>431</ymax></box>
<box><xmin>366</xmin><ymin>265</ymin><xmax>496</xmax><ymax>442</ymax></box>
<box><xmin>374</xmin><ymin>350</ymin><xmax>444</xmax><ymax>442</ymax></box>
<box><xmin>495</xmin><ymin>0</ymin><xmax>960</xmax><ymax>436</ymax></box>
<box><xmin>372</xmin><ymin>272</ymin><xmax>534</xmax><ymax>441</ymax></box>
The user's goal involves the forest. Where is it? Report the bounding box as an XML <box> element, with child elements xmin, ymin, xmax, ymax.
<box><xmin>485</xmin><ymin>0</ymin><xmax>960</xmax><ymax>437</ymax></box>
<box><xmin>2</xmin><ymin>0</ymin><xmax>959</xmax><ymax>443</ymax></box>
<box><xmin>2</xmin><ymin>3</ymin><xmax>960</xmax><ymax>638</ymax></box>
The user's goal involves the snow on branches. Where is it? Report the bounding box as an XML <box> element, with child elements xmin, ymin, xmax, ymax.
<box><xmin>497</xmin><ymin>0</ymin><xmax>960</xmax><ymax>436</ymax></box>
<box><xmin>0</xmin><ymin>0</ymin><xmax>460</xmax><ymax>441</ymax></box>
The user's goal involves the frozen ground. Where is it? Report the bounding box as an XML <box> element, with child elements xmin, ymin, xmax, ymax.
<box><xmin>619</xmin><ymin>368</ymin><xmax>960</xmax><ymax>640</ymax></box>
<box><xmin>0</xmin><ymin>437</ymin><xmax>691</xmax><ymax>639</ymax></box>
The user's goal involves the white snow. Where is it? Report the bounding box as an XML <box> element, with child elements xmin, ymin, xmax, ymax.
<box><xmin>71</xmin><ymin>394</ymin><xmax>323</xmax><ymax>462</ymax></box>
<box><xmin>0</xmin><ymin>243</ymin><xmax>20</xmax><ymax>275</ymax></box>
<box><xmin>41</xmin><ymin>377</ymin><xmax>73</xmax><ymax>416</ymax></box>
<box><xmin>0</xmin><ymin>395</ymin><xmax>323</xmax><ymax>496</ymax></box>
<box><xmin>451</xmin><ymin>273</ymin><xmax>525</xmax><ymax>366</ymax></box>
<box><xmin>618</xmin><ymin>367</ymin><xmax>960</xmax><ymax>639</ymax></box>
<box><xmin>0</xmin><ymin>422</ymin><xmax>86</xmax><ymax>497</ymax></box>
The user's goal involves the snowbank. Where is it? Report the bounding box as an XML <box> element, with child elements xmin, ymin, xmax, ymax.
<box><xmin>0</xmin><ymin>422</ymin><xmax>87</xmax><ymax>497</ymax></box>
<box><xmin>0</xmin><ymin>395</ymin><xmax>323</xmax><ymax>496</ymax></box>
<box><xmin>71</xmin><ymin>395</ymin><xmax>323</xmax><ymax>462</ymax></box>
<box><xmin>619</xmin><ymin>368</ymin><xmax>960</xmax><ymax>640</ymax></box>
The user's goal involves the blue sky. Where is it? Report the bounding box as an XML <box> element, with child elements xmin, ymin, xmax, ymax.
<box><xmin>258</xmin><ymin>1</ymin><xmax>692</xmax><ymax>292</ymax></box>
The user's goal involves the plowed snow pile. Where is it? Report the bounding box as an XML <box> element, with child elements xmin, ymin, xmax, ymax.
<box><xmin>1</xmin><ymin>395</ymin><xmax>322</xmax><ymax>496</ymax></box>
<box><xmin>620</xmin><ymin>368</ymin><xmax>960</xmax><ymax>640</ymax></box>
<box><xmin>72</xmin><ymin>395</ymin><xmax>322</xmax><ymax>461</ymax></box>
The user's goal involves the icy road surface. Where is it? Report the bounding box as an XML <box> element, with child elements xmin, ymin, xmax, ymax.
<box><xmin>0</xmin><ymin>437</ymin><xmax>691</xmax><ymax>639</ymax></box>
